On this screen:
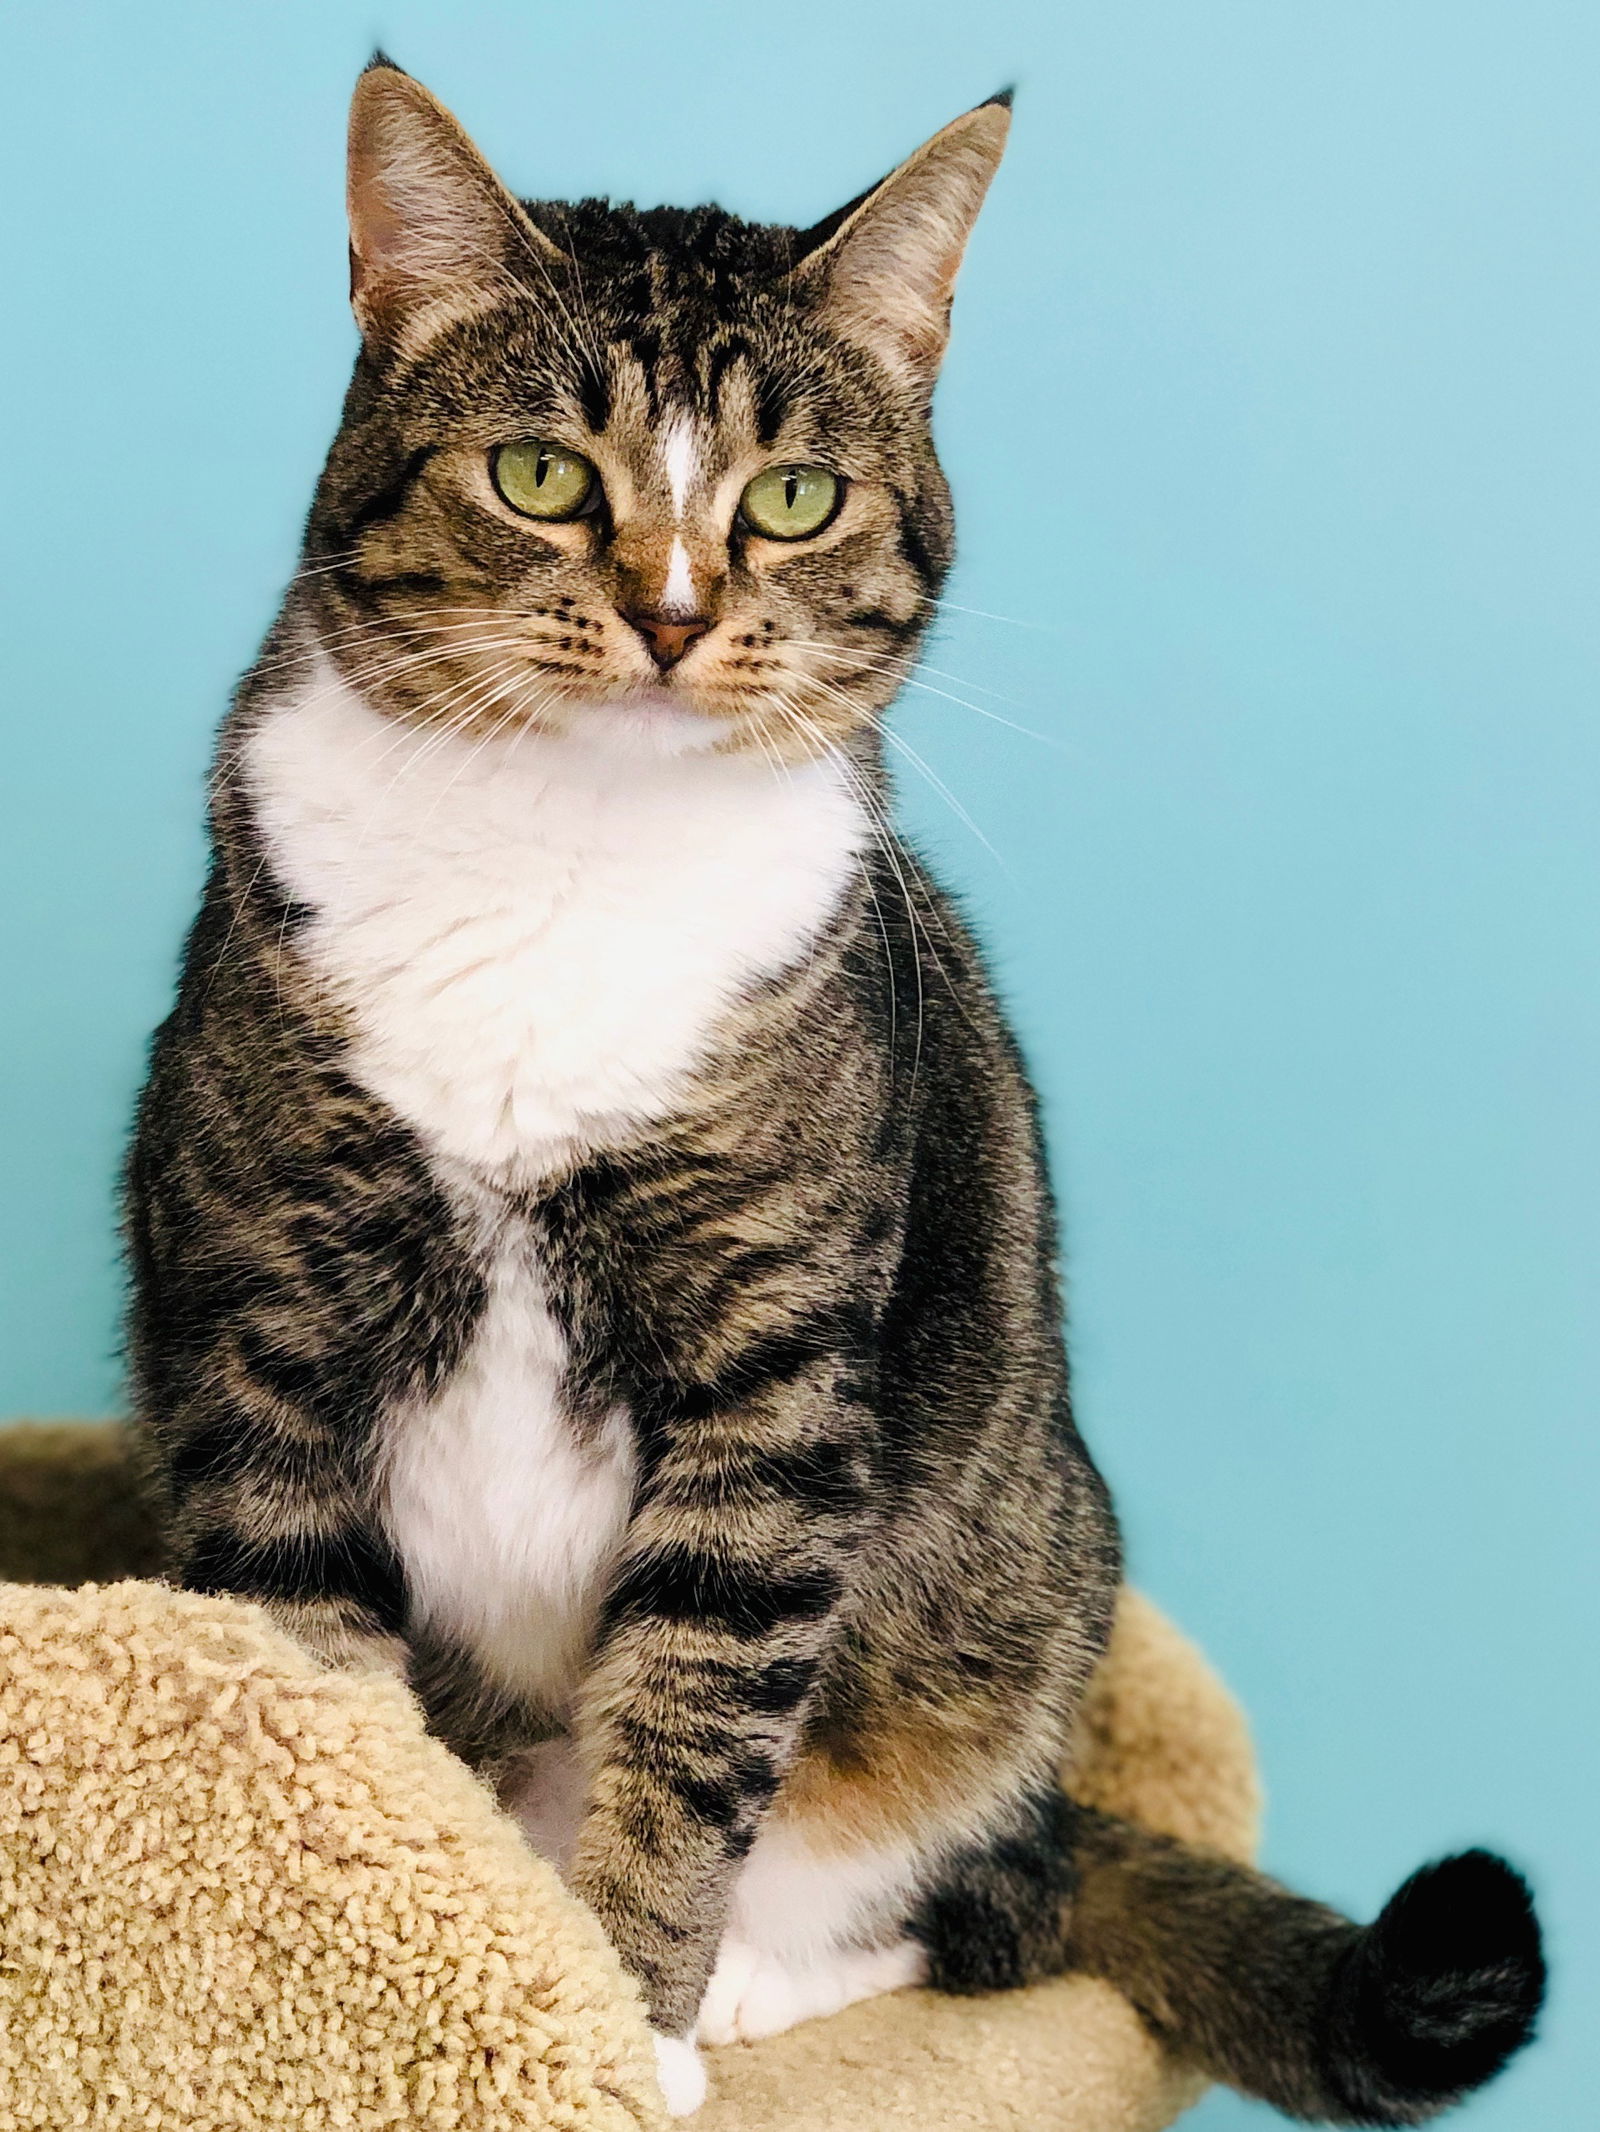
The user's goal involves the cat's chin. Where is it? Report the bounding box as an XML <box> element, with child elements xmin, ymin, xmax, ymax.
<box><xmin>559</xmin><ymin>690</ymin><xmax>736</xmax><ymax>761</ymax></box>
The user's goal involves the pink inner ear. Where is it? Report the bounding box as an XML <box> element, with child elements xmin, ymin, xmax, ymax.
<box><xmin>793</xmin><ymin>103</ymin><xmax>1009</xmax><ymax>385</ymax></box>
<box><xmin>345</xmin><ymin>70</ymin><xmax>534</xmax><ymax>338</ymax></box>
<box><xmin>345</xmin><ymin>77</ymin><xmax>572</xmax><ymax>348</ymax></box>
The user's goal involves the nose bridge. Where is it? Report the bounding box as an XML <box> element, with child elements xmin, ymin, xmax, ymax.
<box><xmin>611</xmin><ymin>512</ymin><xmax>693</xmax><ymax>615</ymax></box>
<box><xmin>612</xmin><ymin>510</ymin><xmax>724</xmax><ymax>621</ymax></box>
<box><xmin>611</xmin><ymin>416</ymin><xmax>729</xmax><ymax>660</ymax></box>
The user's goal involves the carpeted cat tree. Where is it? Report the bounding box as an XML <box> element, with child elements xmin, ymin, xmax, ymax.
<box><xmin>0</xmin><ymin>1423</ymin><xmax>1260</xmax><ymax>2131</ymax></box>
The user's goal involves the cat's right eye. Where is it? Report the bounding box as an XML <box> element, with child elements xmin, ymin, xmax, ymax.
<box><xmin>490</xmin><ymin>440</ymin><xmax>597</xmax><ymax>521</ymax></box>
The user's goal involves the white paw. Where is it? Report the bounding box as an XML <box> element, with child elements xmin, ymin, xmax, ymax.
<box><xmin>697</xmin><ymin>1936</ymin><xmax>927</xmax><ymax>2046</ymax></box>
<box><xmin>652</xmin><ymin>2030</ymin><xmax>708</xmax><ymax>2117</ymax></box>
<box><xmin>696</xmin><ymin>1936</ymin><xmax>764</xmax><ymax>2046</ymax></box>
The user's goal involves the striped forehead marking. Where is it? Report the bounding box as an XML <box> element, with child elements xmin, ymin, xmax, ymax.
<box><xmin>661</xmin><ymin>419</ymin><xmax>697</xmax><ymax>519</ymax></box>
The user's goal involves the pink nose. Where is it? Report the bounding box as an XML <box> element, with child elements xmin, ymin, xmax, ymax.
<box><xmin>625</xmin><ymin>611</ymin><xmax>711</xmax><ymax>670</ymax></box>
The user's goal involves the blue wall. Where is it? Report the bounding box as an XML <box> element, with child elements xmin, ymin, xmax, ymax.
<box><xmin>2</xmin><ymin>5</ymin><xmax>1594</xmax><ymax>2125</ymax></box>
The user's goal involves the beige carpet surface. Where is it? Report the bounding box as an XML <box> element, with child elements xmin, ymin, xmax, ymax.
<box><xmin>0</xmin><ymin>1424</ymin><xmax>1259</xmax><ymax>2131</ymax></box>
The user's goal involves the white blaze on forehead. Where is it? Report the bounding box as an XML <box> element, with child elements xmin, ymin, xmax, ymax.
<box><xmin>661</xmin><ymin>537</ymin><xmax>697</xmax><ymax>615</ymax></box>
<box><xmin>661</xmin><ymin>418</ymin><xmax>697</xmax><ymax>518</ymax></box>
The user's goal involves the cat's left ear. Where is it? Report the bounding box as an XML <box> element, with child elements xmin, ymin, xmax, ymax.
<box><xmin>790</xmin><ymin>94</ymin><xmax>1012</xmax><ymax>391</ymax></box>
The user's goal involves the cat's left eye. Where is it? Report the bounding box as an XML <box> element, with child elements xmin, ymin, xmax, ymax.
<box><xmin>740</xmin><ymin>465</ymin><xmax>842</xmax><ymax>541</ymax></box>
<box><xmin>491</xmin><ymin>439</ymin><xmax>597</xmax><ymax>521</ymax></box>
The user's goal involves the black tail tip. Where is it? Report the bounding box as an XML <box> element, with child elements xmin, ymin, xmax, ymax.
<box><xmin>1325</xmin><ymin>1850</ymin><xmax>1545</xmax><ymax>2123</ymax></box>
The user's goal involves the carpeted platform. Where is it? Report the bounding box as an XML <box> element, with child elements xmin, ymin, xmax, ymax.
<box><xmin>0</xmin><ymin>1423</ymin><xmax>1259</xmax><ymax>2130</ymax></box>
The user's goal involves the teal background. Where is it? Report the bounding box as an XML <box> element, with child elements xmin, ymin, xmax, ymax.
<box><xmin>2</xmin><ymin>4</ymin><xmax>1594</xmax><ymax>2125</ymax></box>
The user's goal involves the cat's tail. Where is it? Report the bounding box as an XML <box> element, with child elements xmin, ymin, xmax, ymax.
<box><xmin>1066</xmin><ymin>1808</ymin><xmax>1544</xmax><ymax>2125</ymax></box>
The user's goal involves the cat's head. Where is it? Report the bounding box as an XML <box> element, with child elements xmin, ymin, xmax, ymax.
<box><xmin>300</xmin><ymin>58</ymin><xmax>1009</xmax><ymax>764</ymax></box>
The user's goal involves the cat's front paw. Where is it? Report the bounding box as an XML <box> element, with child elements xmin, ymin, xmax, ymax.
<box><xmin>652</xmin><ymin>2030</ymin><xmax>708</xmax><ymax>2117</ymax></box>
<box><xmin>697</xmin><ymin>1934</ymin><xmax>928</xmax><ymax>2045</ymax></box>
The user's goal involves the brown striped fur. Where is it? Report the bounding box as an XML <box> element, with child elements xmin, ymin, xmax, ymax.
<box><xmin>126</xmin><ymin>58</ymin><xmax>1543</xmax><ymax>2120</ymax></box>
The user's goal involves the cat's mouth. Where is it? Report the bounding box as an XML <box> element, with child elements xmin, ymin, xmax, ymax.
<box><xmin>507</xmin><ymin>645</ymin><xmax>848</xmax><ymax>763</ymax></box>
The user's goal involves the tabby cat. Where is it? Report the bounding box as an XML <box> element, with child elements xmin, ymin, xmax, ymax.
<box><xmin>126</xmin><ymin>58</ymin><xmax>1544</xmax><ymax>2120</ymax></box>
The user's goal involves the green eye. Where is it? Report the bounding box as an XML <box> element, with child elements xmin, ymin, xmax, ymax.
<box><xmin>491</xmin><ymin>439</ymin><xmax>597</xmax><ymax>520</ymax></box>
<box><xmin>740</xmin><ymin>464</ymin><xmax>842</xmax><ymax>540</ymax></box>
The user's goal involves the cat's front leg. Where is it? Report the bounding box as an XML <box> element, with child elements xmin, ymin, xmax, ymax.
<box><xmin>154</xmin><ymin>1362</ymin><xmax>414</xmax><ymax>1684</ymax></box>
<box><xmin>567</xmin><ymin>1386</ymin><xmax>866</xmax><ymax>2113</ymax></box>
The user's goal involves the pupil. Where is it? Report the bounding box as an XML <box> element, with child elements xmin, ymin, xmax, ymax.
<box><xmin>536</xmin><ymin>448</ymin><xmax>551</xmax><ymax>487</ymax></box>
<box><xmin>784</xmin><ymin>471</ymin><xmax>799</xmax><ymax>510</ymax></box>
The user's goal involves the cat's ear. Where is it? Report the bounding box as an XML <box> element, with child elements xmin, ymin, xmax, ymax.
<box><xmin>346</xmin><ymin>56</ymin><xmax>566</xmax><ymax>347</ymax></box>
<box><xmin>790</xmin><ymin>94</ymin><xmax>1012</xmax><ymax>390</ymax></box>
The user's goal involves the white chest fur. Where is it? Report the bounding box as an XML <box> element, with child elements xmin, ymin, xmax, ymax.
<box><xmin>246</xmin><ymin>659</ymin><xmax>866</xmax><ymax>1714</ymax></box>
<box><xmin>379</xmin><ymin>1211</ymin><xmax>637</xmax><ymax>1712</ymax></box>
<box><xmin>245</xmin><ymin>660</ymin><xmax>868</xmax><ymax>1180</ymax></box>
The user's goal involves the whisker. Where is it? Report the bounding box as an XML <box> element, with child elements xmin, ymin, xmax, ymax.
<box><xmin>767</xmin><ymin>689</ymin><xmax>983</xmax><ymax>1071</ymax></box>
<box><xmin>248</xmin><ymin>605</ymin><xmax>580</xmax><ymax>680</ymax></box>
<box><xmin>918</xmin><ymin>593</ymin><xmax>1054</xmax><ymax>633</ymax></box>
<box><xmin>207</xmin><ymin>626</ymin><xmax>554</xmax><ymax>800</ymax></box>
<box><xmin>766</xmin><ymin>692</ymin><xmax>906</xmax><ymax>1072</ymax></box>
<box><xmin>410</xmin><ymin>659</ymin><xmax>570</xmax><ymax>826</ymax></box>
<box><xmin>786</xmin><ymin>638</ymin><xmax>1074</xmax><ymax>755</ymax></box>
<box><xmin>798</xmin><ymin>671</ymin><xmax>1014</xmax><ymax>885</ymax></box>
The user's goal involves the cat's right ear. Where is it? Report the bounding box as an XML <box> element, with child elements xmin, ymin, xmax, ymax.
<box><xmin>346</xmin><ymin>56</ymin><xmax>566</xmax><ymax>349</ymax></box>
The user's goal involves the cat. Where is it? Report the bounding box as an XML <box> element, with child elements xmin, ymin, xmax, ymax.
<box><xmin>125</xmin><ymin>56</ymin><xmax>1544</xmax><ymax>2121</ymax></box>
